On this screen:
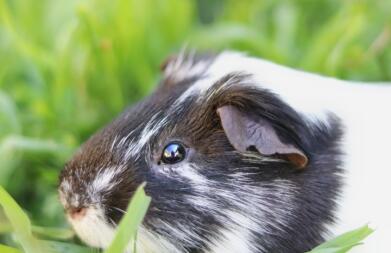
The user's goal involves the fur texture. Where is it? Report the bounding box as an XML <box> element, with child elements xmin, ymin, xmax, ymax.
<box><xmin>59</xmin><ymin>51</ymin><xmax>391</xmax><ymax>252</ymax></box>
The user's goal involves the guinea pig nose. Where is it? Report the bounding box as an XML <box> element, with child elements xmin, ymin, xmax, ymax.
<box><xmin>68</xmin><ymin>207</ymin><xmax>87</xmax><ymax>220</ymax></box>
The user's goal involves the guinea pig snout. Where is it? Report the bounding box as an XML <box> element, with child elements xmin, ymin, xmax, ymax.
<box><xmin>58</xmin><ymin>183</ymin><xmax>93</xmax><ymax>221</ymax></box>
<box><xmin>61</xmin><ymin>193</ymin><xmax>91</xmax><ymax>221</ymax></box>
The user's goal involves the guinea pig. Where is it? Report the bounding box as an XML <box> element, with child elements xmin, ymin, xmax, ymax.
<box><xmin>58</xmin><ymin>51</ymin><xmax>391</xmax><ymax>253</ymax></box>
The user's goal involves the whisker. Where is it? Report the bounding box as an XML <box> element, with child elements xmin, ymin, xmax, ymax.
<box><xmin>108</xmin><ymin>217</ymin><xmax>117</xmax><ymax>227</ymax></box>
<box><xmin>110</xmin><ymin>206</ymin><xmax>128</xmax><ymax>215</ymax></box>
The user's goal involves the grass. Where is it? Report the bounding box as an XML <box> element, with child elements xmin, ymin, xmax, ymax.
<box><xmin>104</xmin><ymin>184</ymin><xmax>151</xmax><ymax>253</ymax></box>
<box><xmin>0</xmin><ymin>0</ymin><xmax>389</xmax><ymax>252</ymax></box>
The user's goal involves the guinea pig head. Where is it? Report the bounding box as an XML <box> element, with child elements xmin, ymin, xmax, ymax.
<box><xmin>58</xmin><ymin>52</ymin><xmax>342</xmax><ymax>253</ymax></box>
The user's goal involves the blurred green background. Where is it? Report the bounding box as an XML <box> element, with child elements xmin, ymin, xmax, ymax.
<box><xmin>0</xmin><ymin>0</ymin><xmax>390</xmax><ymax>245</ymax></box>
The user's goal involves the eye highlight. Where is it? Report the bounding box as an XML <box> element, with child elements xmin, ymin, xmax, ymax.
<box><xmin>161</xmin><ymin>142</ymin><xmax>186</xmax><ymax>165</ymax></box>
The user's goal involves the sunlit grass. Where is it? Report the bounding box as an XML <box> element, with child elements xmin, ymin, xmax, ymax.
<box><xmin>0</xmin><ymin>0</ymin><xmax>389</xmax><ymax>252</ymax></box>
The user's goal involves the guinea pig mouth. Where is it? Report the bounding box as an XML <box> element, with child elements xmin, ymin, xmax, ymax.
<box><xmin>67</xmin><ymin>206</ymin><xmax>88</xmax><ymax>220</ymax></box>
<box><xmin>67</xmin><ymin>205</ymin><xmax>116</xmax><ymax>248</ymax></box>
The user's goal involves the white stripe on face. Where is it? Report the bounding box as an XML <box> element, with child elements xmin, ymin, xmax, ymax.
<box><xmin>123</xmin><ymin>113</ymin><xmax>169</xmax><ymax>161</ymax></box>
<box><xmin>88</xmin><ymin>166</ymin><xmax>125</xmax><ymax>202</ymax></box>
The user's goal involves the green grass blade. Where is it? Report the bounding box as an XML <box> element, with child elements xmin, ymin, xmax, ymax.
<box><xmin>0</xmin><ymin>136</ymin><xmax>68</xmax><ymax>154</ymax></box>
<box><xmin>42</xmin><ymin>241</ymin><xmax>94</xmax><ymax>253</ymax></box>
<box><xmin>32</xmin><ymin>226</ymin><xmax>75</xmax><ymax>240</ymax></box>
<box><xmin>308</xmin><ymin>225</ymin><xmax>374</xmax><ymax>253</ymax></box>
<box><xmin>0</xmin><ymin>244</ymin><xmax>22</xmax><ymax>253</ymax></box>
<box><xmin>0</xmin><ymin>186</ymin><xmax>51</xmax><ymax>253</ymax></box>
<box><xmin>307</xmin><ymin>245</ymin><xmax>361</xmax><ymax>253</ymax></box>
<box><xmin>0</xmin><ymin>219</ymin><xmax>74</xmax><ymax>240</ymax></box>
<box><xmin>0</xmin><ymin>91</ymin><xmax>21</xmax><ymax>136</ymax></box>
<box><xmin>104</xmin><ymin>183</ymin><xmax>151</xmax><ymax>253</ymax></box>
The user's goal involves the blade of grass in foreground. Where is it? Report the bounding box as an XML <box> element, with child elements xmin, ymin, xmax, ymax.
<box><xmin>0</xmin><ymin>220</ymin><xmax>75</xmax><ymax>240</ymax></box>
<box><xmin>104</xmin><ymin>183</ymin><xmax>151</xmax><ymax>253</ymax></box>
<box><xmin>0</xmin><ymin>185</ymin><xmax>51</xmax><ymax>253</ymax></box>
<box><xmin>307</xmin><ymin>224</ymin><xmax>374</xmax><ymax>253</ymax></box>
<box><xmin>32</xmin><ymin>226</ymin><xmax>75</xmax><ymax>240</ymax></box>
<box><xmin>43</xmin><ymin>241</ymin><xmax>94</xmax><ymax>253</ymax></box>
<box><xmin>0</xmin><ymin>244</ymin><xmax>22</xmax><ymax>253</ymax></box>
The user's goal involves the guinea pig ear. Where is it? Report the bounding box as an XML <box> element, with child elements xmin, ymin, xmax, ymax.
<box><xmin>217</xmin><ymin>105</ymin><xmax>308</xmax><ymax>169</ymax></box>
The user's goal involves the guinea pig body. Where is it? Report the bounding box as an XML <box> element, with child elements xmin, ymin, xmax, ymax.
<box><xmin>59</xmin><ymin>51</ymin><xmax>391</xmax><ymax>253</ymax></box>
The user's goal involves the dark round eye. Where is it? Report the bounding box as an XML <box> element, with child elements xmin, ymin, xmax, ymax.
<box><xmin>161</xmin><ymin>142</ymin><xmax>186</xmax><ymax>164</ymax></box>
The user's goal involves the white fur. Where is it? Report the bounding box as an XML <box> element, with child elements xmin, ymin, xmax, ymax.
<box><xmin>137</xmin><ymin>225</ymin><xmax>183</xmax><ymax>253</ymax></box>
<box><xmin>164</xmin><ymin>49</ymin><xmax>211</xmax><ymax>83</ymax></box>
<box><xmin>174</xmin><ymin>51</ymin><xmax>391</xmax><ymax>252</ymax></box>
<box><xmin>175</xmin><ymin>163</ymin><xmax>297</xmax><ymax>252</ymax></box>
<box><xmin>67</xmin><ymin>206</ymin><xmax>115</xmax><ymax>248</ymax></box>
<box><xmin>60</xmin><ymin>166</ymin><xmax>126</xmax><ymax>209</ymax></box>
<box><xmin>124</xmin><ymin>113</ymin><xmax>168</xmax><ymax>160</ymax></box>
<box><xmin>59</xmin><ymin>179</ymin><xmax>81</xmax><ymax>208</ymax></box>
<box><xmin>67</xmin><ymin>201</ymin><xmax>183</xmax><ymax>253</ymax></box>
<box><xmin>207</xmin><ymin>212</ymin><xmax>255</xmax><ymax>253</ymax></box>
<box><xmin>88</xmin><ymin>167</ymin><xmax>124</xmax><ymax>202</ymax></box>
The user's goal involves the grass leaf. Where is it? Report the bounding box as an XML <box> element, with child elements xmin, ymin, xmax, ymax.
<box><xmin>0</xmin><ymin>186</ymin><xmax>51</xmax><ymax>253</ymax></box>
<box><xmin>0</xmin><ymin>244</ymin><xmax>23</xmax><ymax>253</ymax></box>
<box><xmin>308</xmin><ymin>225</ymin><xmax>374</xmax><ymax>253</ymax></box>
<box><xmin>104</xmin><ymin>183</ymin><xmax>151</xmax><ymax>253</ymax></box>
<box><xmin>32</xmin><ymin>226</ymin><xmax>75</xmax><ymax>240</ymax></box>
<box><xmin>42</xmin><ymin>240</ymin><xmax>94</xmax><ymax>253</ymax></box>
<box><xmin>0</xmin><ymin>216</ymin><xmax>74</xmax><ymax>240</ymax></box>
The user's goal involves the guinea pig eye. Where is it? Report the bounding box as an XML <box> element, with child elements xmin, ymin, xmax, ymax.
<box><xmin>160</xmin><ymin>142</ymin><xmax>186</xmax><ymax>164</ymax></box>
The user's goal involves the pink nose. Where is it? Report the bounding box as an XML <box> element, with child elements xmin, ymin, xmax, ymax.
<box><xmin>68</xmin><ymin>207</ymin><xmax>87</xmax><ymax>220</ymax></box>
